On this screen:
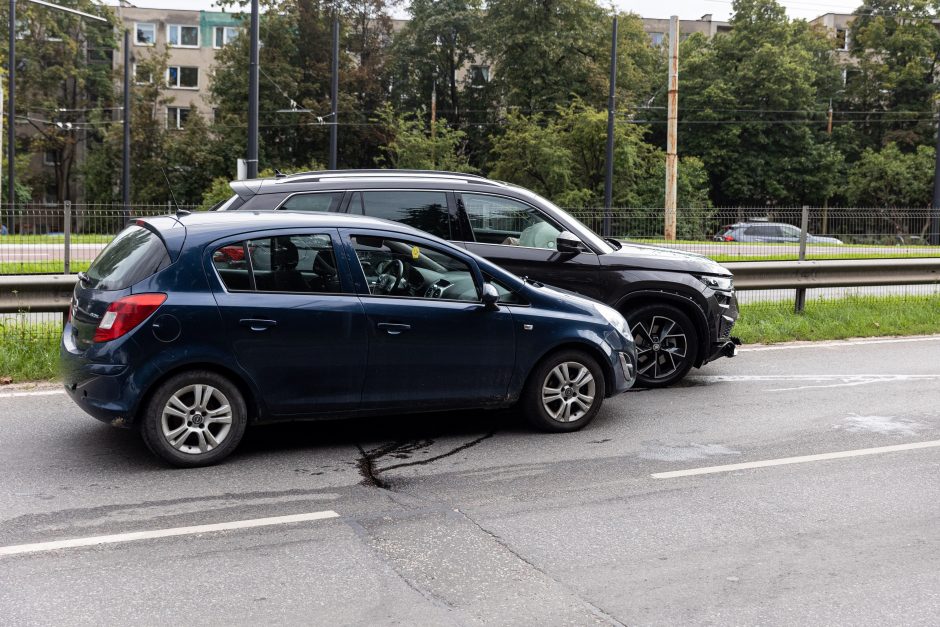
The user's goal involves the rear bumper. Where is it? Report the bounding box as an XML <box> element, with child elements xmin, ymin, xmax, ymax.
<box><xmin>60</xmin><ymin>327</ymin><xmax>139</xmax><ymax>428</ymax></box>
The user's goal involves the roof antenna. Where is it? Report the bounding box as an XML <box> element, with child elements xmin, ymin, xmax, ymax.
<box><xmin>160</xmin><ymin>166</ymin><xmax>190</xmax><ymax>216</ymax></box>
<box><xmin>274</xmin><ymin>168</ymin><xmax>287</xmax><ymax>178</ymax></box>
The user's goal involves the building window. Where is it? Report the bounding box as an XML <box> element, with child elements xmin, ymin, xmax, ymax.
<box><xmin>214</xmin><ymin>26</ymin><xmax>239</xmax><ymax>48</ymax></box>
<box><xmin>135</xmin><ymin>23</ymin><xmax>156</xmax><ymax>46</ymax></box>
<box><xmin>835</xmin><ymin>28</ymin><xmax>848</xmax><ymax>51</ymax></box>
<box><xmin>167</xmin><ymin>107</ymin><xmax>190</xmax><ymax>130</ymax></box>
<box><xmin>649</xmin><ymin>32</ymin><xmax>665</xmax><ymax>46</ymax></box>
<box><xmin>133</xmin><ymin>63</ymin><xmax>153</xmax><ymax>85</ymax></box>
<box><xmin>470</xmin><ymin>65</ymin><xmax>490</xmax><ymax>85</ymax></box>
<box><xmin>167</xmin><ymin>66</ymin><xmax>199</xmax><ymax>89</ymax></box>
<box><xmin>43</xmin><ymin>150</ymin><xmax>57</xmax><ymax>166</ymax></box>
<box><xmin>168</xmin><ymin>24</ymin><xmax>199</xmax><ymax>48</ymax></box>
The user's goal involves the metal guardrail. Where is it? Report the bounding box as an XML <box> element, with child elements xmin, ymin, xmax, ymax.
<box><xmin>0</xmin><ymin>274</ymin><xmax>77</xmax><ymax>314</ymax></box>
<box><xmin>2</xmin><ymin>258</ymin><xmax>939</xmax><ymax>316</ymax></box>
<box><xmin>724</xmin><ymin>258</ymin><xmax>940</xmax><ymax>290</ymax></box>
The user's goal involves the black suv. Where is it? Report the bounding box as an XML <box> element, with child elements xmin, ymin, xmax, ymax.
<box><xmin>218</xmin><ymin>170</ymin><xmax>739</xmax><ymax>386</ymax></box>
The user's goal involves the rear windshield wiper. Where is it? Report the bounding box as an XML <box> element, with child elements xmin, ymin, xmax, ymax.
<box><xmin>77</xmin><ymin>271</ymin><xmax>91</xmax><ymax>286</ymax></box>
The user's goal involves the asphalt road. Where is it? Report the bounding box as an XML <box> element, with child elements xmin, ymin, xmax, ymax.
<box><xmin>2</xmin><ymin>336</ymin><xmax>940</xmax><ymax>625</ymax></box>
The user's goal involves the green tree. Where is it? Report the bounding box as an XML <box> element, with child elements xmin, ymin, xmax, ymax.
<box><xmin>373</xmin><ymin>104</ymin><xmax>476</xmax><ymax>172</ymax></box>
<box><xmin>844</xmin><ymin>0</ymin><xmax>940</xmax><ymax>156</ymax></box>
<box><xmin>0</xmin><ymin>0</ymin><xmax>119</xmax><ymax>202</ymax></box>
<box><xmin>488</xmin><ymin>103</ymin><xmax>710</xmax><ymax>209</ymax></box>
<box><xmin>679</xmin><ymin>0</ymin><xmax>844</xmax><ymax>206</ymax></box>
<box><xmin>846</xmin><ymin>143</ymin><xmax>935</xmax><ymax>208</ymax></box>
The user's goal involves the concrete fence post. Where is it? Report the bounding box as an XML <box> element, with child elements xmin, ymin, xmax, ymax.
<box><xmin>795</xmin><ymin>205</ymin><xmax>809</xmax><ymax>313</ymax></box>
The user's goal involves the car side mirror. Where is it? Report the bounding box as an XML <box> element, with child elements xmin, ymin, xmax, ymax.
<box><xmin>481</xmin><ymin>283</ymin><xmax>500</xmax><ymax>310</ymax></box>
<box><xmin>556</xmin><ymin>231</ymin><xmax>583</xmax><ymax>254</ymax></box>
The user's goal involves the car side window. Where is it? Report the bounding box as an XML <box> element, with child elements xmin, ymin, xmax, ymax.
<box><xmin>279</xmin><ymin>192</ymin><xmax>343</xmax><ymax>213</ymax></box>
<box><xmin>354</xmin><ymin>191</ymin><xmax>451</xmax><ymax>239</ymax></box>
<box><xmin>349</xmin><ymin>234</ymin><xmax>480</xmax><ymax>302</ymax></box>
<box><xmin>460</xmin><ymin>193</ymin><xmax>561</xmax><ymax>250</ymax></box>
<box><xmin>212</xmin><ymin>234</ymin><xmax>341</xmax><ymax>294</ymax></box>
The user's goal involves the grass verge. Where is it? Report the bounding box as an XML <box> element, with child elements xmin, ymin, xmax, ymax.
<box><xmin>0</xmin><ymin>261</ymin><xmax>91</xmax><ymax>275</ymax></box>
<box><xmin>735</xmin><ymin>295</ymin><xmax>940</xmax><ymax>344</ymax></box>
<box><xmin>0</xmin><ymin>323</ymin><xmax>60</xmax><ymax>382</ymax></box>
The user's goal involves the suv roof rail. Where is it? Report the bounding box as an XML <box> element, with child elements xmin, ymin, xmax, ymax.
<box><xmin>273</xmin><ymin>169</ymin><xmax>501</xmax><ymax>186</ymax></box>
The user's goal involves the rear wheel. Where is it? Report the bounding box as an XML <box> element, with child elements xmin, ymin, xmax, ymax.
<box><xmin>140</xmin><ymin>370</ymin><xmax>247</xmax><ymax>467</ymax></box>
<box><xmin>626</xmin><ymin>304</ymin><xmax>699</xmax><ymax>388</ymax></box>
<box><xmin>523</xmin><ymin>350</ymin><xmax>606</xmax><ymax>433</ymax></box>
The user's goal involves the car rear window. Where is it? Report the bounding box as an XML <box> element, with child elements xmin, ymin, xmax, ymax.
<box><xmin>86</xmin><ymin>225</ymin><xmax>170</xmax><ymax>290</ymax></box>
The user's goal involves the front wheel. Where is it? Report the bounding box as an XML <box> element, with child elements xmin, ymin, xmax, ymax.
<box><xmin>625</xmin><ymin>304</ymin><xmax>699</xmax><ymax>388</ymax></box>
<box><xmin>140</xmin><ymin>370</ymin><xmax>248</xmax><ymax>467</ymax></box>
<box><xmin>523</xmin><ymin>350</ymin><xmax>606</xmax><ymax>433</ymax></box>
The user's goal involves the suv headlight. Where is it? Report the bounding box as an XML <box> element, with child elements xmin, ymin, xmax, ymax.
<box><xmin>594</xmin><ymin>303</ymin><xmax>632</xmax><ymax>340</ymax></box>
<box><xmin>696</xmin><ymin>274</ymin><xmax>734</xmax><ymax>292</ymax></box>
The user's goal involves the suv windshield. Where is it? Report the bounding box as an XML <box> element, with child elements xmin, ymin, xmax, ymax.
<box><xmin>86</xmin><ymin>225</ymin><xmax>171</xmax><ymax>290</ymax></box>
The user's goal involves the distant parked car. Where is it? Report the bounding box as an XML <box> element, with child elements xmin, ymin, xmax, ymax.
<box><xmin>61</xmin><ymin>211</ymin><xmax>637</xmax><ymax>467</ymax></box>
<box><xmin>714</xmin><ymin>222</ymin><xmax>843</xmax><ymax>245</ymax></box>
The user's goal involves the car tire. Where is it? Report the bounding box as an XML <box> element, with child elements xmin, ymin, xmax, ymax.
<box><xmin>522</xmin><ymin>350</ymin><xmax>606</xmax><ymax>433</ymax></box>
<box><xmin>140</xmin><ymin>370</ymin><xmax>248</xmax><ymax>468</ymax></box>
<box><xmin>625</xmin><ymin>303</ymin><xmax>698</xmax><ymax>388</ymax></box>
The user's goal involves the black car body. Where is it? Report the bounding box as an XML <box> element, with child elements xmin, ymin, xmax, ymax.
<box><xmin>218</xmin><ymin>170</ymin><xmax>739</xmax><ymax>387</ymax></box>
<box><xmin>62</xmin><ymin>211</ymin><xmax>636</xmax><ymax>466</ymax></box>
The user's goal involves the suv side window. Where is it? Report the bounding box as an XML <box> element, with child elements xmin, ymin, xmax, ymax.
<box><xmin>460</xmin><ymin>193</ymin><xmax>561</xmax><ymax>250</ymax></box>
<box><xmin>349</xmin><ymin>234</ymin><xmax>480</xmax><ymax>302</ymax></box>
<box><xmin>212</xmin><ymin>234</ymin><xmax>341</xmax><ymax>294</ymax></box>
<box><xmin>280</xmin><ymin>192</ymin><xmax>343</xmax><ymax>213</ymax></box>
<box><xmin>352</xmin><ymin>191</ymin><xmax>451</xmax><ymax>239</ymax></box>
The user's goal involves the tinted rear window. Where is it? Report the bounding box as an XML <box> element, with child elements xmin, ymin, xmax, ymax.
<box><xmin>354</xmin><ymin>190</ymin><xmax>451</xmax><ymax>239</ymax></box>
<box><xmin>86</xmin><ymin>225</ymin><xmax>170</xmax><ymax>290</ymax></box>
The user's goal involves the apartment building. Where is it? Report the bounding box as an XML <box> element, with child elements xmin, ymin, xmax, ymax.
<box><xmin>640</xmin><ymin>14</ymin><xmax>731</xmax><ymax>46</ymax></box>
<box><xmin>113</xmin><ymin>6</ymin><xmax>243</xmax><ymax>129</ymax></box>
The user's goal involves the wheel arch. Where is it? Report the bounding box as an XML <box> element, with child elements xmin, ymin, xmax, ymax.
<box><xmin>615</xmin><ymin>289</ymin><xmax>710</xmax><ymax>368</ymax></box>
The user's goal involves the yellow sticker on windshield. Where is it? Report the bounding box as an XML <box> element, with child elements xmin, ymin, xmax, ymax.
<box><xmin>411</xmin><ymin>246</ymin><xmax>420</xmax><ymax>260</ymax></box>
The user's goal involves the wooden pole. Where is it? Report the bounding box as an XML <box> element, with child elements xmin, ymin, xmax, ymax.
<box><xmin>664</xmin><ymin>15</ymin><xmax>679</xmax><ymax>241</ymax></box>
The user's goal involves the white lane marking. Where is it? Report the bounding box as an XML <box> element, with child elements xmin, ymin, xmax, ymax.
<box><xmin>0</xmin><ymin>389</ymin><xmax>65</xmax><ymax>399</ymax></box>
<box><xmin>687</xmin><ymin>374</ymin><xmax>940</xmax><ymax>392</ymax></box>
<box><xmin>0</xmin><ymin>510</ymin><xmax>340</xmax><ymax>557</ymax></box>
<box><xmin>651</xmin><ymin>440</ymin><xmax>940</xmax><ymax>479</ymax></box>
<box><xmin>740</xmin><ymin>335</ymin><xmax>940</xmax><ymax>352</ymax></box>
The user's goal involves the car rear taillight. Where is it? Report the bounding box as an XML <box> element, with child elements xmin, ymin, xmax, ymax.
<box><xmin>723</xmin><ymin>235</ymin><xmax>735</xmax><ymax>241</ymax></box>
<box><xmin>94</xmin><ymin>293</ymin><xmax>167</xmax><ymax>343</ymax></box>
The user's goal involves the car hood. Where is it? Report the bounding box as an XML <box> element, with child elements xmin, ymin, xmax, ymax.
<box><xmin>602</xmin><ymin>241</ymin><xmax>730</xmax><ymax>276</ymax></box>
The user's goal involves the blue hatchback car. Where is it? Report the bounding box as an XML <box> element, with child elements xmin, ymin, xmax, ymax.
<box><xmin>61</xmin><ymin>211</ymin><xmax>636</xmax><ymax>467</ymax></box>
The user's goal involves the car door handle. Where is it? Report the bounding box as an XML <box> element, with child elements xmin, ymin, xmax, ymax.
<box><xmin>377</xmin><ymin>322</ymin><xmax>411</xmax><ymax>335</ymax></box>
<box><xmin>239</xmin><ymin>318</ymin><xmax>278</xmax><ymax>332</ymax></box>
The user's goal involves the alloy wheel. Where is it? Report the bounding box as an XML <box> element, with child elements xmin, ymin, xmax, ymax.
<box><xmin>541</xmin><ymin>361</ymin><xmax>596</xmax><ymax>423</ymax></box>
<box><xmin>160</xmin><ymin>384</ymin><xmax>233</xmax><ymax>455</ymax></box>
<box><xmin>631</xmin><ymin>315</ymin><xmax>688</xmax><ymax>380</ymax></box>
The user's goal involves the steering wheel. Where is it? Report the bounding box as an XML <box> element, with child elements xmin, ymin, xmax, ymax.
<box><xmin>375</xmin><ymin>258</ymin><xmax>405</xmax><ymax>294</ymax></box>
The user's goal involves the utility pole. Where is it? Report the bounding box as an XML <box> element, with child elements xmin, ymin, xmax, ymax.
<box><xmin>430</xmin><ymin>67</ymin><xmax>438</xmax><ymax>169</ymax></box>
<box><xmin>122</xmin><ymin>28</ymin><xmax>131</xmax><ymax>218</ymax></box>
<box><xmin>823</xmin><ymin>99</ymin><xmax>833</xmax><ymax>235</ymax></box>
<box><xmin>247</xmin><ymin>0</ymin><xmax>260</xmax><ymax>179</ymax></box>
<box><xmin>8</xmin><ymin>0</ymin><xmax>16</xmax><ymax>208</ymax></box>
<box><xmin>602</xmin><ymin>16</ymin><xmax>618</xmax><ymax>238</ymax></box>
<box><xmin>931</xmin><ymin>113</ymin><xmax>940</xmax><ymax>245</ymax></box>
<box><xmin>664</xmin><ymin>15</ymin><xmax>679</xmax><ymax>241</ymax></box>
<box><xmin>329</xmin><ymin>16</ymin><xmax>339</xmax><ymax>170</ymax></box>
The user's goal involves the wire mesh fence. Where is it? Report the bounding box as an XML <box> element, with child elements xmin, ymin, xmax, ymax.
<box><xmin>568</xmin><ymin>207</ymin><xmax>940</xmax><ymax>261</ymax></box>
<box><xmin>0</xmin><ymin>203</ymin><xmax>196</xmax><ymax>275</ymax></box>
